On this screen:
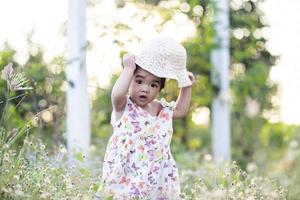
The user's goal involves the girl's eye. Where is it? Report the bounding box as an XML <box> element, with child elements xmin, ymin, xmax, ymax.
<box><xmin>151</xmin><ymin>83</ymin><xmax>159</xmax><ymax>88</ymax></box>
<box><xmin>135</xmin><ymin>79</ymin><xmax>143</xmax><ymax>84</ymax></box>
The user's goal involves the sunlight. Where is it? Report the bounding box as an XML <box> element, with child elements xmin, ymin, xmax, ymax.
<box><xmin>192</xmin><ymin>107</ymin><xmax>210</xmax><ymax>126</ymax></box>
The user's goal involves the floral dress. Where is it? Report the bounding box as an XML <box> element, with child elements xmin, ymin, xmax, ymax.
<box><xmin>102</xmin><ymin>97</ymin><xmax>180</xmax><ymax>199</ymax></box>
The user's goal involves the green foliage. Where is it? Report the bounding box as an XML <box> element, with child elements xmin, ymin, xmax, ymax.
<box><xmin>229</xmin><ymin>0</ymin><xmax>278</xmax><ymax>166</ymax></box>
<box><xmin>0</xmin><ymin>137</ymin><xmax>101</xmax><ymax>199</ymax></box>
<box><xmin>180</xmin><ymin>160</ymin><xmax>286</xmax><ymax>199</ymax></box>
<box><xmin>0</xmin><ymin>42</ymin><xmax>66</xmax><ymax>146</ymax></box>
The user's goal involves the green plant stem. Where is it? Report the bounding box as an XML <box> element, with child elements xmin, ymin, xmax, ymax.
<box><xmin>0</xmin><ymin>87</ymin><xmax>9</xmax><ymax>128</ymax></box>
<box><xmin>7</xmin><ymin>124</ymin><xmax>32</xmax><ymax>148</ymax></box>
<box><xmin>3</xmin><ymin>93</ymin><xmax>27</xmax><ymax>124</ymax></box>
<box><xmin>0</xmin><ymin>86</ymin><xmax>9</xmax><ymax>168</ymax></box>
<box><xmin>8</xmin><ymin>92</ymin><xmax>26</xmax><ymax>101</ymax></box>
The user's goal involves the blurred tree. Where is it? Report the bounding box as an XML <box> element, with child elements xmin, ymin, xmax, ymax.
<box><xmin>184</xmin><ymin>0</ymin><xmax>278</xmax><ymax>166</ymax></box>
<box><xmin>228</xmin><ymin>0</ymin><xmax>277</xmax><ymax>166</ymax></box>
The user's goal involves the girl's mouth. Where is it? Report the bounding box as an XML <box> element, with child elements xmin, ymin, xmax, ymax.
<box><xmin>139</xmin><ymin>95</ymin><xmax>147</xmax><ymax>101</ymax></box>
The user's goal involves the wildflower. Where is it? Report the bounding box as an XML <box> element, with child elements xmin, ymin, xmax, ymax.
<box><xmin>230</xmin><ymin>181</ymin><xmax>236</xmax><ymax>187</ymax></box>
<box><xmin>40</xmin><ymin>144</ymin><xmax>46</xmax><ymax>150</ymax></box>
<box><xmin>2</xmin><ymin>186</ymin><xmax>13</xmax><ymax>193</ymax></box>
<box><xmin>9</xmin><ymin>72</ymin><xmax>33</xmax><ymax>91</ymax></box>
<box><xmin>44</xmin><ymin>177</ymin><xmax>51</xmax><ymax>184</ymax></box>
<box><xmin>204</xmin><ymin>154</ymin><xmax>212</xmax><ymax>162</ymax></box>
<box><xmin>246</xmin><ymin>162</ymin><xmax>257</xmax><ymax>173</ymax></box>
<box><xmin>59</xmin><ymin>145</ymin><xmax>67</xmax><ymax>154</ymax></box>
<box><xmin>13</xmin><ymin>175</ymin><xmax>20</xmax><ymax>182</ymax></box>
<box><xmin>40</xmin><ymin>192</ymin><xmax>50</xmax><ymax>199</ymax></box>
<box><xmin>14</xmin><ymin>184</ymin><xmax>24</xmax><ymax>197</ymax></box>
<box><xmin>1</xmin><ymin>62</ymin><xmax>32</xmax><ymax>91</ymax></box>
<box><xmin>211</xmin><ymin>189</ymin><xmax>224</xmax><ymax>198</ymax></box>
<box><xmin>1</xmin><ymin>63</ymin><xmax>13</xmax><ymax>80</ymax></box>
<box><xmin>4</xmin><ymin>153</ymin><xmax>10</xmax><ymax>161</ymax></box>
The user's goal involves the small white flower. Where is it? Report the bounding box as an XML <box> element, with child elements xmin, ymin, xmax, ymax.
<box><xmin>204</xmin><ymin>154</ymin><xmax>212</xmax><ymax>162</ymax></box>
<box><xmin>4</xmin><ymin>153</ymin><xmax>10</xmax><ymax>161</ymax></box>
<box><xmin>13</xmin><ymin>175</ymin><xmax>20</xmax><ymax>182</ymax></box>
<box><xmin>40</xmin><ymin>144</ymin><xmax>46</xmax><ymax>150</ymax></box>
<box><xmin>1</xmin><ymin>63</ymin><xmax>13</xmax><ymax>81</ymax></box>
<box><xmin>60</xmin><ymin>146</ymin><xmax>67</xmax><ymax>154</ymax></box>
<box><xmin>246</xmin><ymin>162</ymin><xmax>258</xmax><ymax>173</ymax></box>
<box><xmin>10</xmin><ymin>72</ymin><xmax>33</xmax><ymax>91</ymax></box>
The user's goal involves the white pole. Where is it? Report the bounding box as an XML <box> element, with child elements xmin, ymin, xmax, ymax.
<box><xmin>66</xmin><ymin>0</ymin><xmax>90</xmax><ymax>160</ymax></box>
<box><xmin>211</xmin><ymin>0</ymin><xmax>231</xmax><ymax>163</ymax></box>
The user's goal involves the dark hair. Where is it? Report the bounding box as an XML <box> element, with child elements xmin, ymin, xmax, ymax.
<box><xmin>160</xmin><ymin>78</ymin><xmax>166</xmax><ymax>91</ymax></box>
<box><xmin>135</xmin><ymin>64</ymin><xmax>166</xmax><ymax>91</ymax></box>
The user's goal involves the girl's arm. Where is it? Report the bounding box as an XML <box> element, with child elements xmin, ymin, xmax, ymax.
<box><xmin>111</xmin><ymin>53</ymin><xmax>136</xmax><ymax>112</ymax></box>
<box><xmin>173</xmin><ymin>72</ymin><xmax>195</xmax><ymax>119</ymax></box>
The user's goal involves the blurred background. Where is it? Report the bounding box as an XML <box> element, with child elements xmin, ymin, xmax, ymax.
<box><xmin>1</xmin><ymin>0</ymin><xmax>300</xmax><ymax>199</ymax></box>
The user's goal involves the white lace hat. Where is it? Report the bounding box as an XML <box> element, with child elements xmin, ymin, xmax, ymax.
<box><xmin>135</xmin><ymin>37</ymin><xmax>191</xmax><ymax>88</ymax></box>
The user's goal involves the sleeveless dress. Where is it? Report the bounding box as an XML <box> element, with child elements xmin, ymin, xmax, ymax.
<box><xmin>102</xmin><ymin>97</ymin><xmax>180</xmax><ymax>199</ymax></box>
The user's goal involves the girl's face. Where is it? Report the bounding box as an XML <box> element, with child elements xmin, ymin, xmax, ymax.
<box><xmin>129</xmin><ymin>68</ymin><xmax>161</xmax><ymax>107</ymax></box>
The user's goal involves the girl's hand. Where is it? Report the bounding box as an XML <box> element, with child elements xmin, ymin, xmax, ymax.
<box><xmin>187</xmin><ymin>71</ymin><xmax>196</xmax><ymax>86</ymax></box>
<box><xmin>122</xmin><ymin>53</ymin><xmax>136</xmax><ymax>70</ymax></box>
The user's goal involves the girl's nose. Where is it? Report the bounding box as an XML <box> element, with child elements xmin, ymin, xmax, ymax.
<box><xmin>141</xmin><ymin>84</ymin><xmax>150</xmax><ymax>93</ymax></box>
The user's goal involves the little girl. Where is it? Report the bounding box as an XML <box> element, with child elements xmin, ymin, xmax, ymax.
<box><xmin>102</xmin><ymin>37</ymin><xmax>195</xmax><ymax>199</ymax></box>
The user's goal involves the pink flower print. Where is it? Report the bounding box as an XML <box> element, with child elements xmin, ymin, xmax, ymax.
<box><xmin>119</xmin><ymin>176</ymin><xmax>131</xmax><ymax>185</ymax></box>
<box><xmin>155</xmin><ymin>123</ymin><xmax>160</xmax><ymax>129</ymax></box>
<box><xmin>140</xmin><ymin>111</ymin><xmax>148</xmax><ymax>118</ymax></box>
<box><xmin>112</xmin><ymin>135</ymin><xmax>118</xmax><ymax>144</ymax></box>
<box><xmin>160</xmin><ymin>111</ymin><xmax>169</xmax><ymax>120</ymax></box>
<box><xmin>138</xmin><ymin>181</ymin><xmax>145</xmax><ymax>189</ymax></box>
<box><xmin>138</xmin><ymin>145</ymin><xmax>145</xmax><ymax>152</ymax></box>
<box><xmin>131</xmin><ymin>121</ymin><xmax>142</xmax><ymax>133</ymax></box>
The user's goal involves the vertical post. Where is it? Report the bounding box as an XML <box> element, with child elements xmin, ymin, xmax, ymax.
<box><xmin>66</xmin><ymin>0</ymin><xmax>90</xmax><ymax>160</ymax></box>
<box><xmin>211</xmin><ymin>0</ymin><xmax>231</xmax><ymax>163</ymax></box>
